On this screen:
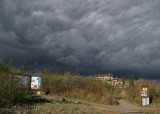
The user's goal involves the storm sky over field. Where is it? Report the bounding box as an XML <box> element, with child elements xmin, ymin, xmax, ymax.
<box><xmin>0</xmin><ymin>0</ymin><xmax>160</xmax><ymax>77</ymax></box>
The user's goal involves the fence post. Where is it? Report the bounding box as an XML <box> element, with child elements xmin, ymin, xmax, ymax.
<box><xmin>29</xmin><ymin>75</ymin><xmax>31</xmax><ymax>91</ymax></box>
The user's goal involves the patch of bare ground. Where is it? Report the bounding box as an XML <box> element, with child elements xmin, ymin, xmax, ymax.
<box><xmin>2</xmin><ymin>95</ymin><xmax>158</xmax><ymax>114</ymax></box>
<box><xmin>42</xmin><ymin>95</ymin><xmax>160</xmax><ymax>114</ymax></box>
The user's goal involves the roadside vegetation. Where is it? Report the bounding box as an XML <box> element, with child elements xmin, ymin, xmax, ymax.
<box><xmin>0</xmin><ymin>61</ymin><xmax>160</xmax><ymax>109</ymax></box>
<box><xmin>115</xmin><ymin>77</ymin><xmax>160</xmax><ymax>106</ymax></box>
<box><xmin>38</xmin><ymin>70</ymin><xmax>160</xmax><ymax>107</ymax></box>
<box><xmin>39</xmin><ymin>71</ymin><xmax>118</xmax><ymax>105</ymax></box>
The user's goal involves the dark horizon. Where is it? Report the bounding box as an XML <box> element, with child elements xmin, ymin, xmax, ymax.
<box><xmin>5</xmin><ymin>60</ymin><xmax>160</xmax><ymax>80</ymax></box>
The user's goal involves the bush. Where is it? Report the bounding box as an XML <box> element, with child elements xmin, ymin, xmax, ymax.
<box><xmin>0</xmin><ymin>62</ymin><xmax>29</xmax><ymax>107</ymax></box>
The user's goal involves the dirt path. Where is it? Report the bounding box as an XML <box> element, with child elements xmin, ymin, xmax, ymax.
<box><xmin>86</xmin><ymin>99</ymin><xmax>151</xmax><ymax>114</ymax></box>
<box><xmin>42</xmin><ymin>95</ymin><xmax>159</xmax><ymax>114</ymax></box>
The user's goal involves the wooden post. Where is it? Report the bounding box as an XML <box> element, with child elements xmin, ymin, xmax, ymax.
<box><xmin>29</xmin><ymin>75</ymin><xmax>31</xmax><ymax>91</ymax></box>
<box><xmin>40</xmin><ymin>76</ymin><xmax>42</xmax><ymax>91</ymax></box>
<box><xmin>11</xmin><ymin>74</ymin><xmax>13</xmax><ymax>91</ymax></box>
<box><xmin>139</xmin><ymin>86</ymin><xmax>142</xmax><ymax>105</ymax></box>
<box><xmin>9</xmin><ymin>74</ymin><xmax>12</xmax><ymax>94</ymax></box>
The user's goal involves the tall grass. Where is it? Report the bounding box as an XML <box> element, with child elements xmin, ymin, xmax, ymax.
<box><xmin>37</xmin><ymin>70</ymin><xmax>160</xmax><ymax>105</ymax></box>
<box><xmin>37</xmin><ymin>71</ymin><xmax>118</xmax><ymax>105</ymax></box>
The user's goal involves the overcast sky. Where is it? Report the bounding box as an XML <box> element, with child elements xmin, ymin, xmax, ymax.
<box><xmin>0</xmin><ymin>0</ymin><xmax>160</xmax><ymax>78</ymax></box>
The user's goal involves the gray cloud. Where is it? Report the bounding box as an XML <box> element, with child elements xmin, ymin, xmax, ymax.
<box><xmin>1</xmin><ymin>0</ymin><xmax>160</xmax><ymax>77</ymax></box>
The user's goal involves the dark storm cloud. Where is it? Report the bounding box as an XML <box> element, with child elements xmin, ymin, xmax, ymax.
<box><xmin>1</xmin><ymin>0</ymin><xmax>160</xmax><ymax>76</ymax></box>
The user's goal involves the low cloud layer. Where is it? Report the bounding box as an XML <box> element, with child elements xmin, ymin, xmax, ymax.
<box><xmin>1</xmin><ymin>0</ymin><xmax>160</xmax><ymax>77</ymax></box>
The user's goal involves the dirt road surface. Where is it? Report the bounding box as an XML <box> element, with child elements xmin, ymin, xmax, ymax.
<box><xmin>42</xmin><ymin>95</ymin><xmax>159</xmax><ymax>114</ymax></box>
<box><xmin>87</xmin><ymin>99</ymin><xmax>156</xmax><ymax>114</ymax></box>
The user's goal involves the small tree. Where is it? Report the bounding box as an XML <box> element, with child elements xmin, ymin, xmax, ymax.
<box><xmin>121</xmin><ymin>77</ymin><xmax>125</xmax><ymax>85</ymax></box>
<box><xmin>19</xmin><ymin>63</ymin><xmax>26</xmax><ymax>76</ymax></box>
<box><xmin>129</xmin><ymin>75</ymin><xmax>135</xmax><ymax>87</ymax></box>
<box><xmin>42</xmin><ymin>68</ymin><xmax>51</xmax><ymax>92</ymax></box>
<box><xmin>0</xmin><ymin>61</ymin><xmax>9</xmax><ymax>74</ymax></box>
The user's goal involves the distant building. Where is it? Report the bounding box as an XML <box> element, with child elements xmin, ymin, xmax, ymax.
<box><xmin>95</xmin><ymin>73</ymin><xmax>114</xmax><ymax>81</ymax></box>
<box><xmin>94</xmin><ymin>73</ymin><xmax>126</xmax><ymax>88</ymax></box>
